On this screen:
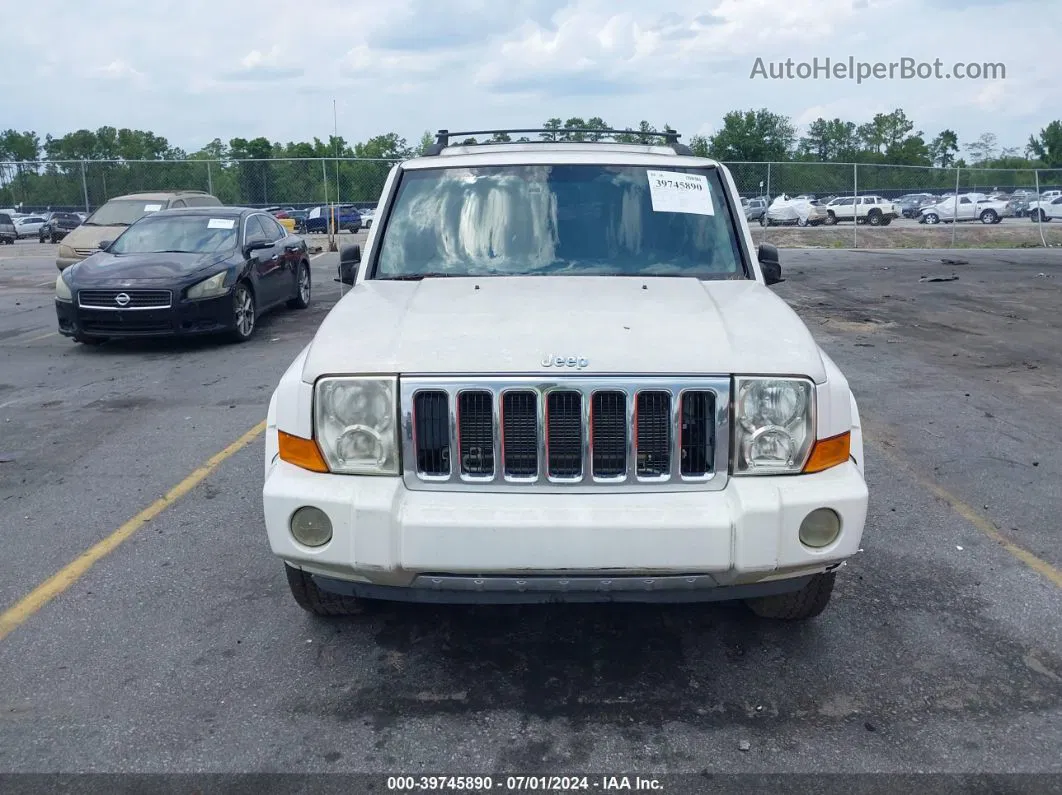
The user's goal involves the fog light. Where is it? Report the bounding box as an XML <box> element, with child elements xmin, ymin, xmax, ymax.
<box><xmin>290</xmin><ymin>506</ymin><xmax>332</xmax><ymax>547</ymax></box>
<box><xmin>799</xmin><ymin>508</ymin><xmax>841</xmax><ymax>548</ymax></box>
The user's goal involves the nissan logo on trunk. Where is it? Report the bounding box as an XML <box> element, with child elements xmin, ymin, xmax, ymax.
<box><xmin>114</xmin><ymin>293</ymin><xmax>131</xmax><ymax>307</ymax></box>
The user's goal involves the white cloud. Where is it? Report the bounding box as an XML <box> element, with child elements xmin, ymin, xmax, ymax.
<box><xmin>0</xmin><ymin>0</ymin><xmax>1056</xmax><ymax>155</ymax></box>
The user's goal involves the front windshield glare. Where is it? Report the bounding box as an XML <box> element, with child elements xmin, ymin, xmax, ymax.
<box><xmin>374</xmin><ymin>165</ymin><xmax>747</xmax><ymax>279</ymax></box>
<box><xmin>110</xmin><ymin>215</ymin><xmax>238</xmax><ymax>254</ymax></box>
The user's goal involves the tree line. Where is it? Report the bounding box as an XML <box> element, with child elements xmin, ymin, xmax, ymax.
<box><xmin>1</xmin><ymin>110</ymin><xmax>1060</xmax><ymax>210</ymax></box>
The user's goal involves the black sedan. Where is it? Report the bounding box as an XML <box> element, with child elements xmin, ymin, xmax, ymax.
<box><xmin>55</xmin><ymin>207</ymin><xmax>312</xmax><ymax>344</ymax></box>
<box><xmin>39</xmin><ymin>211</ymin><xmax>82</xmax><ymax>243</ymax></box>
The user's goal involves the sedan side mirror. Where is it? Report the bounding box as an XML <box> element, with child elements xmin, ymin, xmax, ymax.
<box><xmin>98</xmin><ymin>240</ymin><xmax>113</xmax><ymax>251</ymax></box>
<box><xmin>758</xmin><ymin>242</ymin><xmax>783</xmax><ymax>286</ymax></box>
<box><xmin>338</xmin><ymin>244</ymin><xmax>361</xmax><ymax>285</ymax></box>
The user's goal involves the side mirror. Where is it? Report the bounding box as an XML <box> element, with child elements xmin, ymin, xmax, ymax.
<box><xmin>338</xmin><ymin>244</ymin><xmax>361</xmax><ymax>285</ymax></box>
<box><xmin>758</xmin><ymin>243</ymin><xmax>783</xmax><ymax>286</ymax></box>
<box><xmin>98</xmin><ymin>240</ymin><xmax>113</xmax><ymax>251</ymax></box>
<box><xmin>243</xmin><ymin>239</ymin><xmax>272</xmax><ymax>259</ymax></box>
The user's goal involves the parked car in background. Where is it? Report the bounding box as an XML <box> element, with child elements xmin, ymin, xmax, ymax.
<box><xmin>0</xmin><ymin>212</ymin><xmax>15</xmax><ymax>244</ymax></box>
<box><xmin>304</xmin><ymin>205</ymin><xmax>362</xmax><ymax>234</ymax></box>
<box><xmin>14</xmin><ymin>215</ymin><xmax>48</xmax><ymax>238</ymax></box>
<box><xmin>360</xmin><ymin>205</ymin><xmax>379</xmax><ymax>230</ymax></box>
<box><xmin>918</xmin><ymin>193</ymin><xmax>1010</xmax><ymax>224</ymax></box>
<box><xmin>39</xmin><ymin>211</ymin><xmax>82</xmax><ymax>243</ymax></box>
<box><xmin>762</xmin><ymin>195</ymin><xmax>828</xmax><ymax>226</ymax></box>
<box><xmin>822</xmin><ymin>195</ymin><xmax>899</xmax><ymax>226</ymax></box>
<box><xmin>55</xmin><ymin>207</ymin><xmax>312</xmax><ymax>344</ymax></box>
<box><xmin>1041</xmin><ymin>190</ymin><xmax>1062</xmax><ymax>202</ymax></box>
<box><xmin>57</xmin><ymin>190</ymin><xmax>222</xmax><ymax>270</ymax></box>
<box><xmin>1009</xmin><ymin>189</ymin><xmax>1039</xmax><ymax>217</ymax></box>
<box><xmin>1028</xmin><ymin>195</ymin><xmax>1062</xmax><ymax>222</ymax></box>
<box><xmin>744</xmin><ymin>197</ymin><xmax>768</xmax><ymax>223</ymax></box>
<box><xmin>896</xmin><ymin>193</ymin><xmax>938</xmax><ymax>219</ymax></box>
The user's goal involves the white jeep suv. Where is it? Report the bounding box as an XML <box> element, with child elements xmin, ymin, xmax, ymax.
<box><xmin>263</xmin><ymin>128</ymin><xmax>869</xmax><ymax>621</ymax></box>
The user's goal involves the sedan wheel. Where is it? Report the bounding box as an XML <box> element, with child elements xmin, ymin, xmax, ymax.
<box><xmin>229</xmin><ymin>283</ymin><xmax>256</xmax><ymax>343</ymax></box>
<box><xmin>287</xmin><ymin>262</ymin><xmax>311</xmax><ymax>310</ymax></box>
<box><xmin>979</xmin><ymin>209</ymin><xmax>998</xmax><ymax>224</ymax></box>
<box><xmin>923</xmin><ymin>213</ymin><xmax>940</xmax><ymax>225</ymax></box>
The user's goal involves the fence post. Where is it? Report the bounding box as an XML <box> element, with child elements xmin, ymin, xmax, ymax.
<box><xmin>1034</xmin><ymin>169</ymin><xmax>1047</xmax><ymax>248</ymax></box>
<box><xmin>321</xmin><ymin>159</ymin><xmax>329</xmax><ymax>205</ymax></box>
<box><xmin>206</xmin><ymin>160</ymin><xmax>213</xmax><ymax>196</ymax></box>
<box><xmin>853</xmin><ymin>163</ymin><xmax>858</xmax><ymax>249</ymax></box>
<box><xmin>765</xmin><ymin>162</ymin><xmax>771</xmax><ymax>238</ymax></box>
<box><xmin>951</xmin><ymin>166</ymin><xmax>960</xmax><ymax>247</ymax></box>
<box><xmin>80</xmin><ymin>160</ymin><xmax>90</xmax><ymax>212</ymax></box>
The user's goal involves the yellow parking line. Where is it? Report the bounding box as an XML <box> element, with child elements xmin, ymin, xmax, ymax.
<box><xmin>865</xmin><ymin>423</ymin><xmax>1062</xmax><ymax>590</ymax></box>
<box><xmin>23</xmin><ymin>331</ymin><xmax>57</xmax><ymax>343</ymax></box>
<box><xmin>0</xmin><ymin>420</ymin><xmax>266</xmax><ymax>642</ymax></box>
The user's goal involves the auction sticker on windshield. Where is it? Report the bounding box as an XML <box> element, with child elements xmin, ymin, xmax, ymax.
<box><xmin>646</xmin><ymin>170</ymin><xmax>714</xmax><ymax>216</ymax></box>
<box><xmin>144</xmin><ymin>203</ymin><xmax>163</xmax><ymax>212</ymax></box>
<box><xmin>207</xmin><ymin>218</ymin><xmax>236</xmax><ymax>229</ymax></box>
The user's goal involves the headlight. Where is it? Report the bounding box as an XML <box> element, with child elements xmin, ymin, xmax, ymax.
<box><xmin>58</xmin><ymin>243</ymin><xmax>74</xmax><ymax>259</ymax></box>
<box><xmin>733</xmin><ymin>377</ymin><xmax>814</xmax><ymax>475</ymax></box>
<box><xmin>186</xmin><ymin>271</ymin><xmax>229</xmax><ymax>300</ymax></box>
<box><xmin>55</xmin><ymin>273</ymin><xmax>72</xmax><ymax>302</ymax></box>
<box><xmin>314</xmin><ymin>377</ymin><xmax>398</xmax><ymax>475</ymax></box>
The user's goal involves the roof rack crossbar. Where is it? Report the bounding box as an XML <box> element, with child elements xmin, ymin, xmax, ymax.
<box><xmin>425</xmin><ymin>128</ymin><xmax>692</xmax><ymax>156</ymax></box>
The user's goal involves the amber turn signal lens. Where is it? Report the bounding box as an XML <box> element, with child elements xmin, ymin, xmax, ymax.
<box><xmin>803</xmin><ymin>431</ymin><xmax>851</xmax><ymax>474</ymax></box>
<box><xmin>278</xmin><ymin>430</ymin><xmax>329</xmax><ymax>473</ymax></box>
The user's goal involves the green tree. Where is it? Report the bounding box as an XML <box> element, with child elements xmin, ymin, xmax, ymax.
<box><xmin>1027</xmin><ymin>120</ymin><xmax>1062</xmax><ymax>167</ymax></box>
<box><xmin>541</xmin><ymin>118</ymin><xmax>562</xmax><ymax>141</ymax></box>
<box><xmin>798</xmin><ymin>118</ymin><xmax>860</xmax><ymax>161</ymax></box>
<box><xmin>966</xmin><ymin>132</ymin><xmax>999</xmax><ymax>165</ymax></box>
<box><xmin>709</xmin><ymin>109</ymin><xmax>795</xmax><ymax>161</ymax></box>
<box><xmin>929</xmin><ymin>130</ymin><xmax>959</xmax><ymax>168</ymax></box>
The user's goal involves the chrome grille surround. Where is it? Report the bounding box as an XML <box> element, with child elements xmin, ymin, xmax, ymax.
<box><xmin>400</xmin><ymin>376</ymin><xmax>731</xmax><ymax>493</ymax></box>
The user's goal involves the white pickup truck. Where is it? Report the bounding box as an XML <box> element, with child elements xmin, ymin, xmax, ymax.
<box><xmin>263</xmin><ymin>128</ymin><xmax>869</xmax><ymax>622</ymax></box>
<box><xmin>918</xmin><ymin>193</ymin><xmax>1010</xmax><ymax>224</ymax></box>
<box><xmin>823</xmin><ymin>195</ymin><xmax>899</xmax><ymax>226</ymax></box>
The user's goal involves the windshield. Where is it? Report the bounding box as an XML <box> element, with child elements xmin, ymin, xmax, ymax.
<box><xmin>85</xmin><ymin>198</ymin><xmax>168</xmax><ymax>227</ymax></box>
<box><xmin>372</xmin><ymin>164</ymin><xmax>747</xmax><ymax>279</ymax></box>
<box><xmin>110</xmin><ymin>214</ymin><xmax>238</xmax><ymax>254</ymax></box>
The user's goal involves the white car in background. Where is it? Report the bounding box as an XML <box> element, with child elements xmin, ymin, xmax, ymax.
<box><xmin>14</xmin><ymin>215</ymin><xmax>48</xmax><ymax>238</ymax></box>
<box><xmin>822</xmin><ymin>195</ymin><xmax>899</xmax><ymax>226</ymax></box>
<box><xmin>918</xmin><ymin>193</ymin><xmax>1010</xmax><ymax>225</ymax></box>
<box><xmin>1028</xmin><ymin>195</ymin><xmax>1062</xmax><ymax>222</ymax></box>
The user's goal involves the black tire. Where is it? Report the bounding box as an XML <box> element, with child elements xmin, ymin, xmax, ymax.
<box><xmin>867</xmin><ymin>210</ymin><xmax>882</xmax><ymax>226</ymax></box>
<box><xmin>823</xmin><ymin>211</ymin><xmax>837</xmax><ymax>226</ymax></box>
<box><xmin>760</xmin><ymin>216</ymin><xmax>769</xmax><ymax>227</ymax></box>
<box><xmin>287</xmin><ymin>261</ymin><xmax>311</xmax><ymax>309</ymax></box>
<box><xmin>979</xmin><ymin>209</ymin><xmax>998</xmax><ymax>224</ymax></box>
<box><xmin>51</xmin><ymin>235</ymin><xmax>59</xmax><ymax>244</ymax></box>
<box><xmin>72</xmin><ymin>334</ymin><xmax>107</xmax><ymax>346</ymax></box>
<box><xmin>285</xmin><ymin>564</ymin><xmax>364</xmax><ymax>616</ymax></box>
<box><xmin>923</xmin><ymin>213</ymin><xmax>939</xmax><ymax>225</ymax></box>
<box><xmin>745</xmin><ymin>572</ymin><xmax>836</xmax><ymax>620</ymax></box>
<box><xmin>228</xmin><ymin>282</ymin><xmax>256</xmax><ymax>343</ymax></box>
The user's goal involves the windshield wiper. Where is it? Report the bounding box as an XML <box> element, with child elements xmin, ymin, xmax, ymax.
<box><xmin>376</xmin><ymin>272</ymin><xmax>473</xmax><ymax>281</ymax></box>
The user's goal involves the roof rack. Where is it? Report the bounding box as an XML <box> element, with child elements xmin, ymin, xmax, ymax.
<box><xmin>424</xmin><ymin>128</ymin><xmax>694</xmax><ymax>157</ymax></box>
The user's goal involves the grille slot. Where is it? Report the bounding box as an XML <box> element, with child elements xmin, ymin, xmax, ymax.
<box><xmin>502</xmin><ymin>391</ymin><xmax>538</xmax><ymax>477</ymax></box>
<box><xmin>591</xmin><ymin>391</ymin><xmax>627</xmax><ymax>478</ymax></box>
<box><xmin>457</xmin><ymin>390</ymin><xmax>494</xmax><ymax>476</ymax></box>
<box><xmin>636</xmin><ymin>391</ymin><xmax>671</xmax><ymax>477</ymax></box>
<box><xmin>403</xmin><ymin>378</ymin><xmax>727</xmax><ymax>491</ymax></box>
<box><xmin>680</xmin><ymin>391</ymin><xmax>715</xmax><ymax>477</ymax></box>
<box><xmin>413</xmin><ymin>391</ymin><xmax>450</xmax><ymax>476</ymax></box>
<box><xmin>546</xmin><ymin>390</ymin><xmax>582</xmax><ymax>478</ymax></box>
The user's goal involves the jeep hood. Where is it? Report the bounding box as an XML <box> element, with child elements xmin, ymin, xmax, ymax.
<box><xmin>300</xmin><ymin>276</ymin><xmax>827</xmax><ymax>383</ymax></box>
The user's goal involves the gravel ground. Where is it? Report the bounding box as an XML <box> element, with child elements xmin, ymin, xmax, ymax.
<box><xmin>0</xmin><ymin>244</ymin><xmax>1060</xmax><ymax>778</ymax></box>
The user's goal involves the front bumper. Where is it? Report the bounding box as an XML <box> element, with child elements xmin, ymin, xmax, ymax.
<box><xmin>263</xmin><ymin>449</ymin><xmax>869</xmax><ymax>603</ymax></box>
<box><xmin>55</xmin><ymin>293</ymin><xmax>234</xmax><ymax>338</ymax></box>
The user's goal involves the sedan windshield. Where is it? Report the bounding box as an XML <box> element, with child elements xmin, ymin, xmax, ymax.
<box><xmin>110</xmin><ymin>214</ymin><xmax>238</xmax><ymax>254</ymax></box>
<box><xmin>372</xmin><ymin>164</ymin><xmax>748</xmax><ymax>279</ymax></box>
<box><xmin>85</xmin><ymin>199</ymin><xmax>167</xmax><ymax>227</ymax></box>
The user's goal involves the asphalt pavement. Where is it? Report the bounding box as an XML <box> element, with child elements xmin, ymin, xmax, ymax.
<box><xmin>0</xmin><ymin>242</ymin><xmax>1060</xmax><ymax>775</ymax></box>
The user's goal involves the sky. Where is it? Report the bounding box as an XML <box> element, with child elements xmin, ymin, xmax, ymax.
<box><xmin>4</xmin><ymin>0</ymin><xmax>1058</xmax><ymax>158</ymax></box>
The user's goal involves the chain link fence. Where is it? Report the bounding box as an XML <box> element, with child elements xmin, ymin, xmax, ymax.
<box><xmin>1</xmin><ymin>158</ymin><xmax>1060</xmax><ymax>248</ymax></box>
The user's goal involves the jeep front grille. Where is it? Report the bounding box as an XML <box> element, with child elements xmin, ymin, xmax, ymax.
<box><xmin>400</xmin><ymin>377</ymin><xmax>730</xmax><ymax>492</ymax></box>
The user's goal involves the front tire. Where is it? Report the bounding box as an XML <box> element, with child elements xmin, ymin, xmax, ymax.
<box><xmin>285</xmin><ymin>564</ymin><xmax>364</xmax><ymax>616</ymax></box>
<box><xmin>923</xmin><ymin>213</ymin><xmax>940</xmax><ymax>225</ymax></box>
<box><xmin>287</xmin><ymin>261</ymin><xmax>311</xmax><ymax>309</ymax></box>
<box><xmin>229</xmin><ymin>282</ymin><xmax>256</xmax><ymax>343</ymax></box>
<box><xmin>745</xmin><ymin>572</ymin><xmax>836</xmax><ymax>620</ymax></box>
<box><xmin>979</xmin><ymin>209</ymin><xmax>998</xmax><ymax>224</ymax></box>
<box><xmin>823</xmin><ymin>211</ymin><xmax>837</xmax><ymax>226</ymax></box>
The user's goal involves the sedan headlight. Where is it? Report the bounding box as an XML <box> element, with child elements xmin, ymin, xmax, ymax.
<box><xmin>733</xmin><ymin>377</ymin><xmax>814</xmax><ymax>475</ymax></box>
<box><xmin>58</xmin><ymin>243</ymin><xmax>74</xmax><ymax>259</ymax></box>
<box><xmin>55</xmin><ymin>273</ymin><xmax>72</xmax><ymax>302</ymax></box>
<box><xmin>314</xmin><ymin>377</ymin><xmax>398</xmax><ymax>475</ymax></box>
<box><xmin>186</xmin><ymin>271</ymin><xmax>229</xmax><ymax>300</ymax></box>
